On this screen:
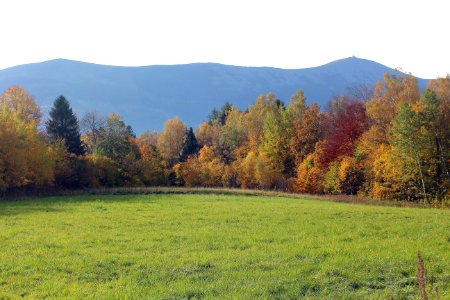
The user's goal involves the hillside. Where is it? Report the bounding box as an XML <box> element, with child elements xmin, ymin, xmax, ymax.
<box><xmin>0</xmin><ymin>57</ymin><xmax>428</xmax><ymax>133</ymax></box>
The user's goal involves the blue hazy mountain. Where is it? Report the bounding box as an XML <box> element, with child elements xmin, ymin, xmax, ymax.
<box><xmin>0</xmin><ymin>57</ymin><xmax>428</xmax><ymax>133</ymax></box>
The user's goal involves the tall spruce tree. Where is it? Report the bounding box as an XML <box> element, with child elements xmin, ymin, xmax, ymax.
<box><xmin>46</xmin><ymin>95</ymin><xmax>84</xmax><ymax>155</ymax></box>
<box><xmin>179</xmin><ymin>127</ymin><xmax>199</xmax><ymax>162</ymax></box>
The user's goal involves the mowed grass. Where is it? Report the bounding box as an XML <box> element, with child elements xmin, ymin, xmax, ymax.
<box><xmin>0</xmin><ymin>194</ymin><xmax>449</xmax><ymax>299</ymax></box>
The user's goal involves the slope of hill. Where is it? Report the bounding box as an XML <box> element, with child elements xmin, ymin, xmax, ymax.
<box><xmin>0</xmin><ymin>57</ymin><xmax>428</xmax><ymax>133</ymax></box>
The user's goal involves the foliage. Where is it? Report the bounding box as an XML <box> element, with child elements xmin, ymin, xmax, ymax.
<box><xmin>0</xmin><ymin>85</ymin><xmax>43</xmax><ymax>125</ymax></box>
<box><xmin>244</xmin><ymin>93</ymin><xmax>279</xmax><ymax>150</ymax></box>
<box><xmin>0</xmin><ymin>98</ymin><xmax>55</xmax><ymax>192</ymax></box>
<box><xmin>287</xmin><ymin>90</ymin><xmax>307</xmax><ymax>121</ymax></box>
<box><xmin>324</xmin><ymin>100</ymin><xmax>367</xmax><ymax>164</ymax></box>
<box><xmin>54</xmin><ymin>149</ymin><xmax>95</xmax><ymax>189</ymax></box>
<box><xmin>324</xmin><ymin>156</ymin><xmax>364</xmax><ymax>195</ymax></box>
<box><xmin>196</xmin><ymin>122</ymin><xmax>221</xmax><ymax>149</ymax></box>
<box><xmin>390</xmin><ymin>90</ymin><xmax>449</xmax><ymax>200</ymax></box>
<box><xmin>157</xmin><ymin>117</ymin><xmax>186</xmax><ymax>166</ymax></box>
<box><xmin>208</xmin><ymin>101</ymin><xmax>233</xmax><ymax>125</ymax></box>
<box><xmin>1</xmin><ymin>74</ymin><xmax>448</xmax><ymax>202</ymax></box>
<box><xmin>289</xmin><ymin>102</ymin><xmax>327</xmax><ymax>168</ymax></box>
<box><xmin>46</xmin><ymin>95</ymin><xmax>85</xmax><ymax>155</ymax></box>
<box><xmin>294</xmin><ymin>141</ymin><xmax>328</xmax><ymax>194</ymax></box>
<box><xmin>260</xmin><ymin>104</ymin><xmax>292</xmax><ymax>176</ymax></box>
<box><xmin>218</xmin><ymin>106</ymin><xmax>246</xmax><ymax>162</ymax></box>
<box><xmin>180</xmin><ymin>146</ymin><xmax>228</xmax><ymax>187</ymax></box>
<box><xmin>95</xmin><ymin>113</ymin><xmax>139</xmax><ymax>163</ymax></box>
<box><xmin>135</xmin><ymin>139</ymin><xmax>166</xmax><ymax>186</ymax></box>
<box><xmin>179</xmin><ymin>127</ymin><xmax>199</xmax><ymax>162</ymax></box>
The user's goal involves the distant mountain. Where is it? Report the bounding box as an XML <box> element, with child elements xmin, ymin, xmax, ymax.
<box><xmin>0</xmin><ymin>57</ymin><xmax>428</xmax><ymax>133</ymax></box>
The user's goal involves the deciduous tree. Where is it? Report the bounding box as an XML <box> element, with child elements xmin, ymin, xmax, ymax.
<box><xmin>0</xmin><ymin>85</ymin><xmax>42</xmax><ymax>125</ymax></box>
<box><xmin>157</xmin><ymin>117</ymin><xmax>187</xmax><ymax>166</ymax></box>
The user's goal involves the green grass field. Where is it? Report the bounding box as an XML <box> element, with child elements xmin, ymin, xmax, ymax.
<box><xmin>0</xmin><ymin>193</ymin><xmax>448</xmax><ymax>299</ymax></box>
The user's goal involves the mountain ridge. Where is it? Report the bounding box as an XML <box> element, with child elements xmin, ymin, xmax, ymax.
<box><xmin>0</xmin><ymin>57</ymin><xmax>428</xmax><ymax>133</ymax></box>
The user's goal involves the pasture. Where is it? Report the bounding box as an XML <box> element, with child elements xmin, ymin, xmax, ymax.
<box><xmin>0</xmin><ymin>193</ymin><xmax>448</xmax><ymax>299</ymax></box>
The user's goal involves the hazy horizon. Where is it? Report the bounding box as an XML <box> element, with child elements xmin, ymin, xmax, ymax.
<box><xmin>1</xmin><ymin>0</ymin><xmax>449</xmax><ymax>79</ymax></box>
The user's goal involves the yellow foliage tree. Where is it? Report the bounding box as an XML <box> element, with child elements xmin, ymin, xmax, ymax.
<box><xmin>371</xmin><ymin>145</ymin><xmax>418</xmax><ymax>200</ymax></box>
<box><xmin>294</xmin><ymin>141</ymin><xmax>328</xmax><ymax>194</ymax></box>
<box><xmin>157</xmin><ymin>117</ymin><xmax>186</xmax><ymax>166</ymax></box>
<box><xmin>180</xmin><ymin>146</ymin><xmax>228</xmax><ymax>187</ymax></box>
<box><xmin>0</xmin><ymin>106</ymin><xmax>55</xmax><ymax>191</ymax></box>
<box><xmin>243</xmin><ymin>93</ymin><xmax>279</xmax><ymax>151</ymax></box>
<box><xmin>323</xmin><ymin>156</ymin><xmax>364</xmax><ymax>195</ymax></box>
<box><xmin>196</xmin><ymin>122</ymin><xmax>221</xmax><ymax>149</ymax></box>
<box><xmin>235</xmin><ymin>151</ymin><xmax>282</xmax><ymax>189</ymax></box>
<box><xmin>0</xmin><ymin>85</ymin><xmax>43</xmax><ymax>125</ymax></box>
<box><xmin>235</xmin><ymin>151</ymin><xmax>258</xmax><ymax>189</ymax></box>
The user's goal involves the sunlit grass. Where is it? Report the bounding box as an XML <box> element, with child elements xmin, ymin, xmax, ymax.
<box><xmin>0</xmin><ymin>193</ymin><xmax>448</xmax><ymax>299</ymax></box>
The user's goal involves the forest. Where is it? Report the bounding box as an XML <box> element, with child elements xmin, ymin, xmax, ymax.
<box><xmin>0</xmin><ymin>72</ymin><xmax>448</xmax><ymax>202</ymax></box>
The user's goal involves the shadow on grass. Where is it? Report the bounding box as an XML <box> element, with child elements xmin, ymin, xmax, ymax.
<box><xmin>0</xmin><ymin>194</ymin><xmax>151</xmax><ymax>217</ymax></box>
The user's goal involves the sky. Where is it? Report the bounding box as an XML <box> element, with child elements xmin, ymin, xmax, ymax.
<box><xmin>0</xmin><ymin>0</ymin><xmax>449</xmax><ymax>78</ymax></box>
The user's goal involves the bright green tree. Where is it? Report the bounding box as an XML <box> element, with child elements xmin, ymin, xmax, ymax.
<box><xmin>390</xmin><ymin>103</ymin><xmax>427</xmax><ymax>198</ymax></box>
<box><xmin>260</xmin><ymin>105</ymin><xmax>292</xmax><ymax>175</ymax></box>
<box><xmin>95</xmin><ymin>113</ymin><xmax>138</xmax><ymax>163</ymax></box>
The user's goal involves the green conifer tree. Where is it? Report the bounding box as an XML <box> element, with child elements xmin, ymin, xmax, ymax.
<box><xmin>179</xmin><ymin>127</ymin><xmax>199</xmax><ymax>162</ymax></box>
<box><xmin>46</xmin><ymin>95</ymin><xmax>84</xmax><ymax>155</ymax></box>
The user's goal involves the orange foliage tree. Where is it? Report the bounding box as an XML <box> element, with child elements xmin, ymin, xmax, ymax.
<box><xmin>180</xmin><ymin>146</ymin><xmax>229</xmax><ymax>187</ymax></box>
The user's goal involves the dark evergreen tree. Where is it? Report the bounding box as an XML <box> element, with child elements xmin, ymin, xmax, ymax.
<box><xmin>179</xmin><ymin>127</ymin><xmax>199</xmax><ymax>162</ymax></box>
<box><xmin>219</xmin><ymin>102</ymin><xmax>233</xmax><ymax>124</ymax></box>
<box><xmin>208</xmin><ymin>108</ymin><xmax>221</xmax><ymax>125</ymax></box>
<box><xmin>46</xmin><ymin>95</ymin><xmax>85</xmax><ymax>155</ymax></box>
<box><xmin>208</xmin><ymin>101</ymin><xmax>233</xmax><ymax>125</ymax></box>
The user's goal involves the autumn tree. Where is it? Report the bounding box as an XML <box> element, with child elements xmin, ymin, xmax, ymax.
<box><xmin>289</xmin><ymin>103</ymin><xmax>327</xmax><ymax>167</ymax></box>
<box><xmin>371</xmin><ymin>144</ymin><xmax>418</xmax><ymax>200</ymax></box>
<box><xmin>324</xmin><ymin>100</ymin><xmax>367</xmax><ymax>164</ymax></box>
<box><xmin>323</xmin><ymin>156</ymin><xmax>364</xmax><ymax>195</ymax></box>
<box><xmin>180</xmin><ymin>146</ymin><xmax>228</xmax><ymax>187</ymax></box>
<box><xmin>294</xmin><ymin>141</ymin><xmax>329</xmax><ymax>194</ymax></box>
<box><xmin>0</xmin><ymin>85</ymin><xmax>42</xmax><ymax>125</ymax></box>
<box><xmin>157</xmin><ymin>117</ymin><xmax>187</xmax><ymax>166</ymax></box>
<box><xmin>365</xmin><ymin>72</ymin><xmax>419</xmax><ymax>139</ymax></box>
<box><xmin>135</xmin><ymin>135</ymin><xmax>166</xmax><ymax>186</ymax></box>
<box><xmin>196</xmin><ymin>122</ymin><xmax>221</xmax><ymax>149</ymax></box>
<box><xmin>138</xmin><ymin>130</ymin><xmax>158</xmax><ymax>147</ymax></box>
<box><xmin>46</xmin><ymin>95</ymin><xmax>85</xmax><ymax>155</ymax></box>
<box><xmin>0</xmin><ymin>89</ymin><xmax>55</xmax><ymax>192</ymax></box>
<box><xmin>244</xmin><ymin>93</ymin><xmax>279</xmax><ymax>151</ymax></box>
<box><xmin>235</xmin><ymin>151</ymin><xmax>282</xmax><ymax>190</ymax></box>
<box><xmin>235</xmin><ymin>151</ymin><xmax>258</xmax><ymax>189</ymax></box>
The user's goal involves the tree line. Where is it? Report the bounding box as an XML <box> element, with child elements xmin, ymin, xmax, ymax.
<box><xmin>0</xmin><ymin>72</ymin><xmax>448</xmax><ymax>202</ymax></box>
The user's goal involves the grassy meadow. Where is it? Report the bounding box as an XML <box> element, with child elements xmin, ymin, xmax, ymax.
<box><xmin>0</xmin><ymin>193</ymin><xmax>449</xmax><ymax>299</ymax></box>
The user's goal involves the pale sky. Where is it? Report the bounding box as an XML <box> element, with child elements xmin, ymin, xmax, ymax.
<box><xmin>1</xmin><ymin>0</ymin><xmax>449</xmax><ymax>78</ymax></box>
